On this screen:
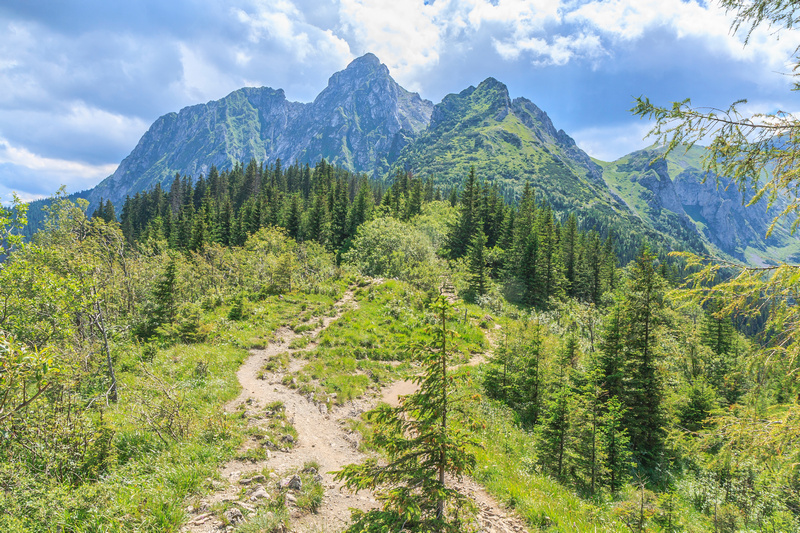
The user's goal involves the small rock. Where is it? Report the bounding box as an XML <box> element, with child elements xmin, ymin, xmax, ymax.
<box><xmin>189</xmin><ymin>512</ymin><xmax>213</xmax><ymax>525</ymax></box>
<box><xmin>318</xmin><ymin>403</ymin><xmax>328</xmax><ymax>415</ymax></box>
<box><xmin>224</xmin><ymin>508</ymin><xmax>244</xmax><ymax>525</ymax></box>
<box><xmin>286</xmin><ymin>493</ymin><xmax>297</xmax><ymax>505</ymax></box>
<box><xmin>302</xmin><ymin>466</ymin><xmax>318</xmax><ymax>475</ymax></box>
<box><xmin>280</xmin><ymin>474</ymin><xmax>302</xmax><ymax>491</ymax></box>
<box><xmin>281</xmin><ymin>434</ymin><xmax>295</xmax><ymax>444</ymax></box>
<box><xmin>250</xmin><ymin>486</ymin><xmax>270</xmax><ymax>501</ymax></box>
<box><xmin>239</xmin><ymin>474</ymin><xmax>267</xmax><ymax>485</ymax></box>
<box><xmin>236</xmin><ymin>501</ymin><xmax>256</xmax><ymax>512</ymax></box>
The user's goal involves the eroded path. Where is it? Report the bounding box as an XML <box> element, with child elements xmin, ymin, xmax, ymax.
<box><xmin>184</xmin><ymin>286</ymin><xmax>528</xmax><ymax>533</ymax></box>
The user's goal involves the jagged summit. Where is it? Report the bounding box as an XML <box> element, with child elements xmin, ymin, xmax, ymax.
<box><xmin>322</xmin><ymin>53</ymin><xmax>391</xmax><ymax>91</ymax></box>
<box><xmin>69</xmin><ymin>52</ymin><xmax>799</xmax><ymax>264</ymax></box>
<box><xmin>89</xmin><ymin>54</ymin><xmax>433</xmax><ymax>206</ymax></box>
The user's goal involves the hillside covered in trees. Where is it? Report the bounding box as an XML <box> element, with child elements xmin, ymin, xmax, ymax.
<box><xmin>1</xmin><ymin>156</ymin><xmax>798</xmax><ymax>532</ymax></box>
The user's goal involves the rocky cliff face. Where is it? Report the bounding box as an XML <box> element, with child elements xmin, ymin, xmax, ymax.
<box><xmin>89</xmin><ymin>54</ymin><xmax>432</xmax><ymax>206</ymax></box>
<box><xmin>602</xmin><ymin>146</ymin><xmax>793</xmax><ymax>261</ymax></box>
<box><xmin>672</xmin><ymin>168</ymin><xmax>773</xmax><ymax>255</ymax></box>
<box><xmin>281</xmin><ymin>53</ymin><xmax>433</xmax><ymax>174</ymax></box>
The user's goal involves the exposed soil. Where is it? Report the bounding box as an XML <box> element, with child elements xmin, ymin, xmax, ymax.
<box><xmin>183</xmin><ymin>286</ymin><xmax>529</xmax><ymax>533</ymax></box>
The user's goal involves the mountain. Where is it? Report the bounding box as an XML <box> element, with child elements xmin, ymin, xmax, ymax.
<box><xmin>87</xmin><ymin>53</ymin><xmax>432</xmax><ymax>207</ymax></box>
<box><xmin>388</xmin><ymin>77</ymin><xmax>716</xmax><ymax>258</ymax></box>
<box><xmin>600</xmin><ymin>146</ymin><xmax>800</xmax><ymax>263</ymax></box>
<box><xmin>38</xmin><ymin>53</ymin><xmax>796</xmax><ymax>263</ymax></box>
<box><xmin>391</xmin><ymin>78</ymin><xmax>632</xmax><ymax>222</ymax></box>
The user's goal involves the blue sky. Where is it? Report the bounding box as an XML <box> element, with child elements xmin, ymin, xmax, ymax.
<box><xmin>1</xmin><ymin>0</ymin><xmax>799</xmax><ymax>202</ymax></box>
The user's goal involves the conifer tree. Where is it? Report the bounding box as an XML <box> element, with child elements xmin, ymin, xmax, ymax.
<box><xmin>176</xmin><ymin>203</ymin><xmax>194</xmax><ymax>250</ymax></box>
<box><xmin>518</xmin><ymin>322</ymin><xmax>544</xmax><ymax>426</ymax></box>
<box><xmin>285</xmin><ymin>194</ymin><xmax>303</xmax><ymax>242</ymax></box>
<box><xmin>700</xmin><ymin>300</ymin><xmax>739</xmax><ymax>403</ymax></box>
<box><xmin>348</xmin><ymin>179</ymin><xmax>373</xmax><ymax>236</ymax></box>
<box><xmin>448</xmin><ymin>167</ymin><xmax>480</xmax><ymax>258</ymax></box>
<box><xmin>189</xmin><ymin>204</ymin><xmax>209</xmax><ymax>251</ymax></box>
<box><xmin>467</xmin><ymin>229</ymin><xmax>488</xmax><ymax>299</ymax></box>
<box><xmin>623</xmin><ymin>246</ymin><xmax>666</xmax><ymax>472</ymax></box>
<box><xmin>569</xmin><ymin>364</ymin><xmax>604</xmax><ymax>493</ymax></box>
<box><xmin>535</xmin><ymin>336</ymin><xmax>577</xmax><ymax>480</ymax></box>
<box><xmin>511</xmin><ymin>181</ymin><xmax>536</xmax><ymax>275</ymax></box>
<box><xmin>562</xmin><ymin>213</ymin><xmax>578</xmax><ymax>296</ymax></box>
<box><xmin>532</xmin><ymin>205</ymin><xmax>565</xmax><ymax>307</ymax></box>
<box><xmin>406</xmin><ymin>177</ymin><xmax>423</xmax><ymax>220</ymax></box>
<box><xmin>143</xmin><ymin>254</ymin><xmax>179</xmax><ymax>338</ymax></box>
<box><xmin>599</xmin><ymin>396</ymin><xmax>632</xmax><ymax>493</ymax></box>
<box><xmin>306</xmin><ymin>193</ymin><xmax>331</xmax><ymax>247</ymax></box>
<box><xmin>331</xmin><ymin>177</ymin><xmax>349</xmax><ymax>248</ymax></box>
<box><xmin>598</xmin><ymin>303</ymin><xmax>626</xmax><ymax>404</ymax></box>
<box><xmin>334</xmin><ymin>296</ymin><xmax>476</xmax><ymax>532</ymax></box>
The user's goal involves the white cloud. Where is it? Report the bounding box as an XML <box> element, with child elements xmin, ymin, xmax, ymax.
<box><xmin>0</xmin><ymin>138</ymin><xmax>119</xmax><ymax>198</ymax></box>
<box><xmin>0</xmin><ymin>103</ymin><xmax>148</xmax><ymax>165</ymax></box>
<box><xmin>0</xmin><ymin>139</ymin><xmax>117</xmax><ymax>180</ymax></box>
<box><xmin>178</xmin><ymin>44</ymin><xmax>244</xmax><ymax>103</ymax></box>
<box><xmin>234</xmin><ymin>0</ymin><xmax>351</xmax><ymax>64</ymax></box>
<box><xmin>459</xmin><ymin>0</ymin><xmax>561</xmax><ymax>31</ymax></box>
<box><xmin>494</xmin><ymin>32</ymin><xmax>606</xmax><ymax>65</ymax></box>
<box><xmin>336</xmin><ymin>0</ymin><xmax>585</xmax><ymax>88</ymax></box>
<box><xmin>338</xmin><ymin>0</ymin><xmax>444</xmax><ymax>90</ymax></box>
<box><xmin>569</xmin><ymin>0</ymin><xmax>800</xmax><ymax>72</ymax></box>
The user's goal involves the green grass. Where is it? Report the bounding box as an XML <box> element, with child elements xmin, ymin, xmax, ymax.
<box><xmin>0</xmin><ymin>287</ymin><xmax>332</xmax><ymax>532</ymax></box>
<box><xmin>287</xmin><ymin>280</ymin><xmax>486</xmax><ymax>404</ymax></box>
<box><xmin>205</xmin><ymin>288</ymin><xmax>343</xmax><ymax>350</ymax></box>
<box><xmin>234</xmin><ymin>507</ymin><xmax>289</xmax><ymax>532</ymax></box>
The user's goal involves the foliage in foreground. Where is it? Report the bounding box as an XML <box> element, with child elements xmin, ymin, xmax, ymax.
<box><xmin>334</xmin><ymin>296</ymin><xmax>478</xmax><ymax>532</ymax></box>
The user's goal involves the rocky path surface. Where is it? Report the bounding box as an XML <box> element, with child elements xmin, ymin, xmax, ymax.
<box><xmin>183</xmin><ymin>286</ymin><xmax>529</xmax><ymax>533</ymax></box>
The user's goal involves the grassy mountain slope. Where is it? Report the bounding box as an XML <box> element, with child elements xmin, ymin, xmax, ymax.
<box><xmin>392</xmin><ymin>78</ymin><xmax>708</xmax><ymax>256</ymax></box>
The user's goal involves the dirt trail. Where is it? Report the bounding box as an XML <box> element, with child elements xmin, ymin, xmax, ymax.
<box><xmin>184</xmin><ymin>287</ymin><xmax>529</xmax><ymax>533</ymax></box>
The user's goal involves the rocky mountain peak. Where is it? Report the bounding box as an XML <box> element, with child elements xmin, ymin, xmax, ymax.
<box><xmin>323</xmin><ymin>53</ymin><xmax>391</xmax><ymax>90</ymax></box>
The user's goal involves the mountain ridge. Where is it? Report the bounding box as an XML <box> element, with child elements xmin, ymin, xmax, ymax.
<box><xmin>53</xmin><ymin>53</ymin><xmax>800</xmax><ymax>263</ymax></box>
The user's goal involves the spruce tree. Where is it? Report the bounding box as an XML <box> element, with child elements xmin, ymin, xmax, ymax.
<box><xmin>599</xmin><ymin>396</ymin><xmax>632</xmax><ymax>493</ymax></box>
<box><xmin>535</xmin><ymin>336</ymin><xmax>577</xmax><ymax>480</ymax></box>
<box><xmin>466</xmin><ymin>229</ymin><xmax>488</xmax><ymax>299</ymax></box>
<box><xmin>598</xmin><ymin>303</ymin><xmax>626</xmax><ymax>404</ymax></box>
<box><xmin>622</xmin><ymin>246</ymin><xmax>666</xmax><ymax>472</ymax></box>
<box><xmin>562</xmin><ymin>213</ymin><xmax>578</xmax><ymax>296</ymax></box>
<box><xmin>334</xmin><ymin>296</ymin><xmax>476</xmax><ymax>532</ymax></box>
<box><xmin>448</xmin><ymin>167</ymin><xmax>480</xmax><ymax>258</ymax></box>
<box><xmin>570</xmin><ymin>365</ymin><xmax>604</xmax><ymax>493</ymax></box>
<box><xmin>285</xmin><ymin>194</ymin><xmax>303</xmax><ymax>242</ymax></box>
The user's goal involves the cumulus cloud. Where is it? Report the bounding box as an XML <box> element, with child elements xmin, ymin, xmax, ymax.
<box><xmin>569</xmin><ymin>0</ymin><xmax>800</xmax><ymax>75</ymax></box>
<box><xmin>2</xmin><ymin>0</ymin><xmax>800</xmax><ymax>200</ymax></box>
<box><xmin>494</xmin><ymin>32</ymin><xmax>606</xmax><ymax>66</ymax></box>
<box><xmin>0</xmin><ymin>138</ymin><xmax>118</xmax><ymax>199</ymax></box>
<box><xmin>234</xmin><ymin>0</ymin><xmax>351</xmax><ymax>63</ymax></box>
<box><xmin>337</xmin><ymin>0</ymin><xmax>444</xmax><ymax>90</ymax></box>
